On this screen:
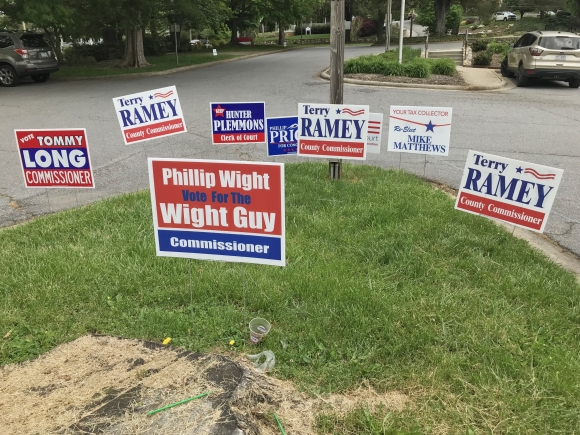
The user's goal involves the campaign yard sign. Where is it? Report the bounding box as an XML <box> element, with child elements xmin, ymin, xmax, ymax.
<box><xmin>297</xmin><ymin>103</ymin><xmax>369</xmax><ymax>160</ymax></box>
<box><xmin>15</xmin><ymin>129</ymin><xmax>94</xmax><ymax>188</ymax></box>
<box><xmin>366</xmin><ymin>113</ymin><xmax>383</xmax><ymax>155</ymax></box>
<box><xmin>113</xmin><ymin>85</ymin><xmax>186</xmax><ymax>145</ymax></box>
<box><xmin>266</xmin><ymin>116</ymin><xmax>298</xmax><ymax>156</ymax></box>
<box><xmin>148</xmin><ymin>158</ymin><xmax>285</xmax><ymax>266</ymax></box>
<box><xmin>455</xmin><ymin>150</ymin><xmax>563</xmax><ymax>233</ymax></box>
<box><xmin>388</xmin><ymin>106</ymin><xmax>452</xmax><ymax>156</ymax></box>
<box><xmin>211</xmin><ymin>102</ymin><xmax>266</xmax><ymax>145</ymax></box>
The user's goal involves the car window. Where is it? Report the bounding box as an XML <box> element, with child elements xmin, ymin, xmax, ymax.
<box><xmin>20</xmin><ymin>34</ymin><xmax>49</xmax><ymax>48</ymax></box>
<box><xmin>519</xmin><ymin>34</ymin><xmax>536</xmax><ymax>47</ymax></box>
<box><xmin>0</xmin><ymin>35</ymin><xmax>14</xmax><ymax>49</ymax></box>
<box><xmin>539</xmin><ymin>36</ymin><xmax>580</xmax><ymax>50</ymax></box>
<box><xmin>514</xmin><ymin>35</ymin><xmax>526</xmax><ymax>48</ymax></box>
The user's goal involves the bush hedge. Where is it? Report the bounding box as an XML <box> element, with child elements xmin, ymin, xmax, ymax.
<box><xmin>472</xmin><ymin>51</ymin><xmax>492</xmax><ymax>66</ymax></box>
<box><xmin>294</xmin><ymin>23</ymin><xmax>331</xmax><ymax>35</ymax></box>
<box><xmin>344</xmin><ymin>51</ymin><xmax>457</xmax><ymax>79</ymax></box>
<box><xmin>471</xmin><ymin>39</ymin><xmax>489</xmax><ymax>52</ymax></box>
<box><xmin>63</xmin><ymin>42</ymin><xmax>124</xmax><ymax>63</ymax></box>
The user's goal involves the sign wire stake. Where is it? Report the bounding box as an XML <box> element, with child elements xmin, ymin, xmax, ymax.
<box><xmin>423</xmin><ymin>154</ymin><xmax>427</xmax><ymax>178</ymax></box>
<box><xmin>242</xmin><ymin>264</ymin><xmax>246</xmax><ymax>328</ymax></box>
<box><xmin>189</xmin><ymin>259</ymin><xmax>194</xmax><ymax>328</ymax></box>
<box><xmin>399</xmin><ymin>153</ymin><xmax>402</xmax><ymax>170</ymax></box>
<box><xmin>74</xmin><ymin>190</ymin><xmax>79</xmax><ymax>209</ymax></box>
<box><xmin>45</xmin><ymin>189</ymin><xmax>51</xmax><ymax>213</ymax></box>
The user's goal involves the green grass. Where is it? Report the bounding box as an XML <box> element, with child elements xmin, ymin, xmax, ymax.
<box><xmin>55</xmin><ymin>46</ymin><xmax>283</xmax><ymax>78</ymax></box>
<box><xmin>1</xmin><ymin>163</ymin><xmax>580</xmax><ymax>433</ymax></box>
<box><xmin>260</xmin><ymin>33</ymin><xmax>331</xmax><ymax>41</ymax></box>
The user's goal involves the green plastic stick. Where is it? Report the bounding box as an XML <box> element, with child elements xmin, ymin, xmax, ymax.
<box><xmin>147</xmin><ymin>391</ymin><xmax>211</xmax><ymax>416</ymax></box>
<box><xmin>274</xmin><ymin>413</ymin><xmax>287</xmax><ymax>435</ymax></box>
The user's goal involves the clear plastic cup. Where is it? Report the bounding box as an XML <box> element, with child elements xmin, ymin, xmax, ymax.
<box><xmin>248</xmin><ymin>318</ymin><xmax>271</xmax><ymax>345</ymax></box>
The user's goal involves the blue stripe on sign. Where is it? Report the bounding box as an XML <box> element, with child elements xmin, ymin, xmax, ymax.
<box><xmin>158</xmin><ymin>229</ymin><xmax>282</xmax><ymax>261</ymax></box>
<box><xmin>20</xmin><ymin>148</ymin><xmax>90</xmax><ymax>170</ymax></box>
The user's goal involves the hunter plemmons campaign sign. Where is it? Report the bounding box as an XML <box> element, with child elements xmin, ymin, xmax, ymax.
<box><xmin>210</xmin><ymin>102</ymin><xmax>266</xmax><ymax>145</ymax></box>
<box><xmin>297</xmin><ymin>103</ymin><xmax>369</xmax><ymax>160</ymax></box>
<box><xmin>455</xmin><ymin>150</ymin><xmax>563</xmax><ymax>233</ymax></box>
<box><xmin>266</xmin><ymin>116</ymin><xmax>298</xmax><ymax>156</ymax></box>
<box><xmin>388</xmin><ymin>106</ymin><xmax>452</xmax><ymax>156</ymax></box>
<box><xmin>15</xmin><ymin>128</ymin><xmax>94</xmax><ymax>188</ymax></box>
<box><xmin>148</xmin><ymin>158</ymin><xmax>285</xmax><ymax>266</ymax></box>
<box><xmin>113</xmin><ymin>86</ymin><xmax>186</xmax><ymax>145</ymax></box>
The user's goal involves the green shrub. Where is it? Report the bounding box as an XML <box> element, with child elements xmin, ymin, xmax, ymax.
<box><xmin>472</xmin><ymin>51</ymin><xmax>492</xmax><ymax>65</ymax></box>
<box><xmin>404</xmin><ymin>59</ymin><xmax>431</xmax><ymax>78</ymax></box>
<box><xmin>380</xmin><ymin>61</ymin><xmax>406</xmax><ymax>76</ymax></box>
<box><xmin>429</xmin><ymin>58</ymin><xmax>456</xmax><ymax>75</ymax></box>
<box><xmin>63</xmin><ymin>42</ymin><xmax>124</xmax><ymax>62</ymax></box>
<box><xmin>379</xmin><ymin>46</ymin><xmax>421</xmax><ymax>63</ymax></box>
<box><xmin>487</xmin><ymin>42</ymin><xmax>510</xmax><ymax>55</ymax></box>
<box><xmin>471</xmin><ymin>39</ymin><xmax>489</xmax><ymax>52</ymax></box>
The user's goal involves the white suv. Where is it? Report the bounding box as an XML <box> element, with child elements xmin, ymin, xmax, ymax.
<box><xmin>493</xmin><ymin>11</ymin><xmax>517</xmax><ymax>21</ymax></box>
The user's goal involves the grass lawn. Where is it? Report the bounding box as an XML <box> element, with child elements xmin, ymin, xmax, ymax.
<box><xmin>260</xmin><ymin>33</ymin><xmax>331</xmax><ymax>41</ymax></box>
<box><xmin>55</xmin><ymin>46</ymin><xmax>284</xmax><ymax>78</ymax></box>
<box><xmin>1</xmin><ymin>163</ymin><xmax>579</xmax><ymax>434</ymax></box>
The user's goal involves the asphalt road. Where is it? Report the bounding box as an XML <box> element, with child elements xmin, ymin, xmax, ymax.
<box><xmin>1</xmin><ymin>45</ymin><xmax>579</xmax><ymax>256</ymax></box>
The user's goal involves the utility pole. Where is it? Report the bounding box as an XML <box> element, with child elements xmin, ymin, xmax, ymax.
<box><xmin>398</xmin><ymin>0</ymin><xmax>406</xmax><ymax>64</ymax></box>
<box><xmin>329</xmin><ymin>0</ymin><xmax>345</xmax><ymax>179</ymax></box>
<box><xmin>385</xmin><ymin>0</ymin><xmax>392</xmax><ymax>52</ymax></box>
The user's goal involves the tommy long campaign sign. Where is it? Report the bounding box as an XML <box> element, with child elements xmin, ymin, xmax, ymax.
<box><xmin>113</xmin><ymin>86</ymin><xmax>186</xmax><ymax>145</ymax></box>
<box><xmin>148</xmin><ymin>158</ymin><xmax>285</xmax><ymax>266</ymax></box>
<box><xmin>366</xmin><ymin>113</ymin><xmax>384</xmax><ymax>155</ymax></box>
<box><xmin>455</xmin><ymin>150</ymin><xmax>563</xmax><ymax>233</ymax></box>
<box><xmin>388</xmin><ymin>106</ymin><xmax>452</xmax><ymax>156</ymax></box>
<box><xmin>15</xmin><ymin>129</ymin><xmax>94</xmax><ymax>188</ymax></box>
<box><xmin>211</xmin><ymin>102</ymin><xmax>266</xmax><ymax>145</ymax></box>
<box><xmin>267</xmin><ymin>116</ymin><xmax>298</xmax><ymax>156</ymax></box>
<box><xmin>297</xmin><ymin>103</ymin><xmax>369</xmax><ymax>160</ymax></box>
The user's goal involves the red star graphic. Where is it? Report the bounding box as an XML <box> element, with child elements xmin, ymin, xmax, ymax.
<box><xmin>213</xmin><ymin>104</ymin><xmax>226</xmax><ymax>117</ymax></box>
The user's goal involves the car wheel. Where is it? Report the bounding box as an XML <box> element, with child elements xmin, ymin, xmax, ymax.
<box><xmin>569</xmin><ymin>78</ymin><xmax>580</xmax><ymax>89</ymax></box>
<box><xmin>516</xmin><ymin>64</ymin><xmax>529</xmax><ymax>87</ymax></box>
<box><xmin>500</xmin><ymin>58</ymin><xmax>514</xmax><ymax>78</ymax></box>
<box><xmin>31</xmin><ymin>73</ymin><xmax>50</xmax><ymax>83</ymax></box>
<box><xmin>0</xmin><ymin>65</ymin><xmax>19</xmax><ymax>87</ymax></box>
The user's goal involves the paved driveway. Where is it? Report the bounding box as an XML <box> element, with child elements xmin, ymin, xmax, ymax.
<box><xmin>1</xmin><ymin>45</ymin><xmax>579</xmax><ymax>255</ymax></box>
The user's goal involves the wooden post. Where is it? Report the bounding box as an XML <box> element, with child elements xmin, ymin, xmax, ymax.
<box><xmin>329</xmin><ymin>0</ymin><xmax>344</xmax><ymax>180</ymax></box>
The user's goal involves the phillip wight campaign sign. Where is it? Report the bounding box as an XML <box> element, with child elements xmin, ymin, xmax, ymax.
<box><xmin>15</xmin><ymin>129</ymin><xmax>94</xmax><ymax>188</ymax></box>
<box><xmin>388</xmin><ymin>106</ymin><xmax>452</xmax><ymax>156</ymax></box>
<box><xmin>455</xmin><ymin>150</ymin><xmax>563</xmax><ymax>233</ymax></box>
<box><xmin>210</xmin><ymin>102</ymin><xmax>266</xmax><ymax>145</ymax></box>
<box><xmin>297</xmin><ymin>103</ymin><xmax>369</xmax><ymax>160</ymax></box>
<box><xmin>113</xmin><ymin>86</ymin><xmax>186</xmax><ymax>145</ymax></box>
<box><xmin>148</xmin><ymin>158</ymin><xmax>285</xmax><ymax>266</ymax></box>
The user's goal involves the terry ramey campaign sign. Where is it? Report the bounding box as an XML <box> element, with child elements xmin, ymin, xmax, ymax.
<box><xmin>297</xmin><ymin>103</ymin><xmax>369</xmax><ymax>160</ymax></box>
<box><xmin>366</xmin><ymin>113</ymin><xmax>384</xmax><ymax>155</ymax></box>
<box><xmin>148</xmin><ymin>158</ymin><xmax>285</xmax><ymax>266</ymax></box>
<box><xmin>113</xmin><ymin>86</ymin><xmax>186</xmax><ymax>145</ymax></box>
<box><xmin>15</xmin><ymin>129</ymin><xmax>94</xmax><ymax>188</ymax></box>
<box><xmin>455</xmin><ymin>150</ymin><xmax>563</xmax><ymax>233</ymax></box>
<box><xmin>210</xmin><ymin>102</ymin><xmax>266</xmax><ymax>145</ymax></box>
<box><xmin>388</xmin><ymin>106</ymin><xmax>452</xmax><ymax>156</ymax></box>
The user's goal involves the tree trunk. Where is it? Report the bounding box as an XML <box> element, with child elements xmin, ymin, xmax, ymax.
<box><xmin>434</xmin><ymin>0</ymin><xmax>450</xmax><ymax>36</ymax></box>
<box><xmin>229</xmin><ymin>19</ymin><xmax>239</xmax><ymax>44</ymax></box>
<box><xmin>117</xmin><ymin>26</ymin><xmax>150</xmax><ymax>68</ymax></box>
<box><xmin>376</xmin><ymin>12</ymin><xmax>384</xmax><ymax>41</ymax></box>
<box><xmin>385</xmin><ymin>0</ymin><xmax>392</xmax><ymax>51</ymax></box>
<box><xmin>278</xmin><ymin>22</ymin><xmax>285</xmax><ymax>45</ymax></box>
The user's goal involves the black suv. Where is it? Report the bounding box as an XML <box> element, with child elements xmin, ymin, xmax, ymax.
<box><xmin>0</xmin><ymin>31</ymin><xmax>59</xmax><ymax>87</ymax></box>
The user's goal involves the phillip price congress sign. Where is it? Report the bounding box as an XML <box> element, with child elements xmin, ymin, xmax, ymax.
<box><xmin>455</xmin><ymin>150</ymin><xmax>563</xmax><ymax>233</ymax></box>
<box><xmin>148</xmin><ymin>158</ymin><xmax>285</xmax><ymax>266</ymax></box>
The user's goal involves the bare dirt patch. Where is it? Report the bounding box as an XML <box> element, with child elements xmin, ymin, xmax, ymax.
<box><xmin>0</xmin><ymin>335</ymin><xmax>410</xmax><ymax>434</ymax></box>
<box><xmin>345</xmin><ymin>73</ymin><xmax>467</xmax><ymax>87</ymax></box>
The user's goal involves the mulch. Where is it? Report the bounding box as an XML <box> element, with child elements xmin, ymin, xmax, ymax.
<box><xmin>345</xmin><ymin>73</ymin><xmax>468</xmax><ymax>86</ymax></box>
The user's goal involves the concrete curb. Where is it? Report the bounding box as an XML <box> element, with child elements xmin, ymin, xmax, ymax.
<box><xmin>319</xmin><ymin>69</ymin><xmax>507</xmax><ymax>91</ymax></box>
<box><xmin>54</xmin><ymin>50</ymin><xmax>287</xmax><ymax>81</ymax></box>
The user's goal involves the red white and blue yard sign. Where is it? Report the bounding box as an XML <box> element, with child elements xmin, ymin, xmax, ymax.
<box><xmin>266</xmin><ymin>116</ymin><xmax>298</xmax><ymax>156</ymax></box>
<box><xmin>210</xmin><ymin>102</ymin><xmax>266</xmax><ymax>144</ymax></box>
<box><xmin>366</xmin><ymin>113</ymin><xmax>383</xmax><ymax>155</ymax></box>
<box><xmin>148</xmin><ymin>158</ymin><xmax>285</xmax><ymax>266</ymax></box>
<box><xmin>113</xmin><ymin>86</ymin><xmax>186</xmax><ymax>145</ymax></box>
<box><xmin>388</xmin><ymin>106</ymin><xmax>452</xmax><ymax>156</ymax></box>
<box><xmin>15</xmin><ymin>128</ymin><xmax>94</xmax><ymax>188</ymax></box>
<box><xmin>455</xmin><ymin>150</ymin><xmax>563</xmax><ymax>233</ymax></box>
<box><xmin>297</xmin><ymin>103</ymin><xmax>369</xmax><ymax>160</ymax></box>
